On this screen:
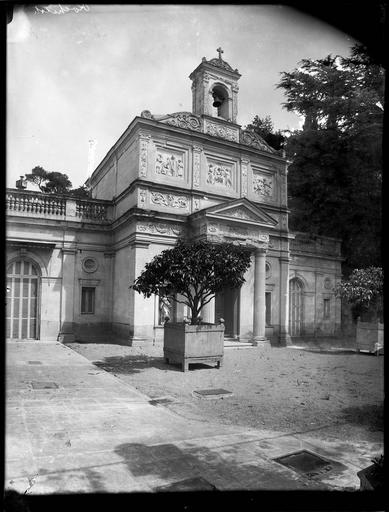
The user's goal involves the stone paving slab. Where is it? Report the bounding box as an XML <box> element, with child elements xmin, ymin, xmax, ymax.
<box><xmin>5</xmin><ymin>341</ymin><xmax>375</xmax><ymax>493</ymax></box>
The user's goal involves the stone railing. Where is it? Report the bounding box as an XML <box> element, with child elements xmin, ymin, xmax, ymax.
<box><xmin>6</xmin><ymin>189</ymin><xmax>112</xmax><ymax>223</ymax></box>
<box><xmin>6</xmin><ymin>190</ymin><xmax>66</xmax><ymax>216</ymax></box>
<box><xmin>75</xmin><ymin>199</ymin><xmax>110</xmax><ymax>221</ymax></box>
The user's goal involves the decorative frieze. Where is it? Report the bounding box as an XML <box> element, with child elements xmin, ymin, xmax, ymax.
<box><xmin>137</xmin><ymin>222</ymin><xmax>183</xmax><ymax>236</ymax></box>
<box><xmin>138</xmin><ymin>188</ymin><xmax>147</xmax><ymax>206</ymax></box>
<box><xmin>139</xmin><ymin>134</ymin><xmax>151</xmax><ymax>177</ymax></box>
<box><xmin>192</xmin><ymin>146</ymin><xmax>202</xmax><ymax>188</ymax></box>
<box><xmin>253</xmin><ymin>173</ymin><xmax>273</xmax><ymax>198</ymax></box>
<box><xmin>241</xmin><ymin>158</ymin><xmax>249</xmax><ymax>197</ymax></box>
<box><xmin>164</xmin><ymin>112</ymin><xmax>202</xmax><ymax>132</ymax></box>
<box><xmin>280</xmin><ymin>173</ymin><xmax>287</xmax><ymax>204</ymax></box>
<box><xmin>207</xmin><ymin>162</ymin><xmax>233</xmax><ymax>188</ymax></box>
<box><xmin>150</xmin><ymin>192</ymin><xmax>188</xmax><ymax>209</ymax></box>
<box><xmin>223</xmin><ymin>207</ymin><xmax>257</xmax><ymax>221</ymax></box>
<box><xmin>155</xmin><ymin>151</ymin><xmax>184</xmax><ymax>179</ymax></box>
<box><xmin>204</xmin><ymin>120</ymin><xmax>239</xmax><ymax>142</ymax></box>
<box><xmin>240</xmin><ymin>130</ymin><xmax>275</xmax><ymax>153</ymax></box>
<box><xmin>324</xmin><ymin>277</ymin><xmax>332</xmax><ymax>290</ymax></box>
<box><xmin>202</xmin><ymin>222</ymin><xmax>268</xmax><ymax>242</ymax></box>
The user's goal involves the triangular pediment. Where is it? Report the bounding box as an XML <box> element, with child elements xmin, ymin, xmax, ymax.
<box><xmin>201</xmin><ymin>198</ymin><xmax>278</xmax><ymax>227</ymax></box>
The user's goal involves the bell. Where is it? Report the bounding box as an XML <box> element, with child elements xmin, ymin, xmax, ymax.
<box><xmin>212</xmin><ymin>94</ymin><xmax>222</xmax><ymax>108</ymax></box>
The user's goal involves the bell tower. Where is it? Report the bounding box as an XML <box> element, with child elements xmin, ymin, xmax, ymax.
<box><xmin>189</xmin><ymin>48</ymin><xmax>241</xmax><ymax>124</ymax></box>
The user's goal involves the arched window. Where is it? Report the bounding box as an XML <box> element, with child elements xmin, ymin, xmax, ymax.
<box><xmin>289</xmin><ymin>278</ymin><xmax>304</xmax><ymax>336</ymax></box>
<box><xmin>6</xmin><ymin>259</ymin><xmax>40</xmax><ymax>339</ymax></box>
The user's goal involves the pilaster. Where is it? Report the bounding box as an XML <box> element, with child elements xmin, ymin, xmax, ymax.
<box><xmin>58</xmin><ymin>247</ymin><xmax>77</xmax><ymax>342</ymax></box>
<box><xmin>279</xmin><ymin>256</ymin><xmax>292</xmax><ymax>346</ymax></box>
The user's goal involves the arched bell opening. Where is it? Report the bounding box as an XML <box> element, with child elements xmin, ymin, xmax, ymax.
<box><xmin>211</xmin><ymin>84</ymin><xmax>230</xmax><ymax>120</ymax></box>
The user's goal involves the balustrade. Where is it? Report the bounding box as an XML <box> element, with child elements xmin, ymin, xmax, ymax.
<box><xmin>75</xmin><ymin>200</ymin><xmax>108</xmax><ymax>220</ymax></box>
<box><xmin>6</xmin><ymin>191</ymin><xmax>66</xmax><ymax>216</ymax></box>
<box><xmin>6</xmin><ymin>190</ymin><xmax>110</xmax><ymax>222</ymax></box>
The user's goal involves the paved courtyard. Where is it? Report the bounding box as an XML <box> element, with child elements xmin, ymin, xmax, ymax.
<box><xmin>5</xmin><ymin>340</ymin><xmax>384</xmax><ymax>496</ymax></box>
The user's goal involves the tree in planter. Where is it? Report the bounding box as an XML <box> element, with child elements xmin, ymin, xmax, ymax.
<box><xmin>132</xmin><ymin>239</ymin><xmax>252</xmax><ymax>325</ymax></box>
<box><xmin>334</xmin><ymin>267</ymin><xmax>383</xmax><ymax>322</ymax></box>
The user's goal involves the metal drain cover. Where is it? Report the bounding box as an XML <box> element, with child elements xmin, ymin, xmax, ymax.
<box><xmin>28</xmin><ymin>361</ymin><xmax>42</xmax><ymax>365</ymax></box>
<box><xmin>192</xmin><ymin>388</ymin><xmax>233</xmax><ymax>399</ymax></box>
<box><xmin>274</xmin><ymin>450</ymin><xmax>333</xmax><ymax>476</ymax></box>
<box><xmin>31</xmin><ymin>381</ymin><xmax>59</xmax><ymax>389</ymax></box>
<box><xmin>155</xmin><ymin>476</ymin><xmax>217</xmax><ymax>492</ymax></box>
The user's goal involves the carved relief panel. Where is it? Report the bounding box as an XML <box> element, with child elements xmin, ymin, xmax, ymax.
<box><xmin>192</xmin><ymin>145</ymin><xmax>202</xmax><ymax>188</ymax></box>
<box><xmin>150</xmin><ymin>191</ymin><xmax>190</xmax><ymax>213</ymax></box>
<box><xmin>249</xmin><ymin>163</ymin><xmax>276</xmax><ymax>203</ymax></box>
<box><xmin>204</xmin><ymin>155</ymin><xmax>238</xmax><ymax>195</ymax></box>
<box><xmin>138</xmin><ymin>132</ymin><xmax>151</xmax><ymax>178</ymax></box>
<box><xmin>241</xmin><ymin>158</ymin><xmax>249</xmax><ymax>197</ymax></box>
<box><xmin>154</xmin><ymin>146</ymin><xmax>186</xmax><ymax>181</ymax></box>
<box><xmin>252</xmin><ymin>172</ymin><xmax>274</xmax><ymax>198</ymax></box>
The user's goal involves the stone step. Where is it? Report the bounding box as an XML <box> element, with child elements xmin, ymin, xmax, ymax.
<box><xmin>224</xmin><ymin>339</ymin><xmax>256</xmax><ymax>349</ymax></box>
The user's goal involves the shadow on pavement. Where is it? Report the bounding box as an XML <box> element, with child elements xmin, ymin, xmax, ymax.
<box><xmin>296</xmin><ymin>349</ymin><xmax>359</xmax><ymax>356</ymax></box>
<box><xmin>113</xmin><ymin>441</ymin><xmax>326</xmax><ymax>491</ymax></box>
<box><xmin>341</xmin><ymin>403</ymin><xmax>384</xmax><ymax>431</ymax></box>
<box><xmin>93</xmin><ymin>355</ymin><xmax>219</xmax><ymax>374</ymax></box>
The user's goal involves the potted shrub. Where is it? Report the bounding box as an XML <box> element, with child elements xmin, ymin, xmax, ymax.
<box><xmin>132</xmin><ymin>239</ymin><xmax>252</xmax><ymax>371</ymax></box>
<box><xmin>334</xmin><ymin>267</ymin><xmax>383</xmax><ymax>354</ymax></box>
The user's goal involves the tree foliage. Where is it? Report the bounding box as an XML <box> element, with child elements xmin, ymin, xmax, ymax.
<box><xmin>24</xmin><ymin>166</ymin><xmax>90</xmax><ymax>197</ymax></box>
<box><xmin>334</xmin><ymin>267</ymin><xmax>383</xmax><ymax>321</ymax></box>
<box><xmin>276</xmin><ymin>44</ymin><xmax>383</xmax><ymax>272</ymax></box>
<box><xmin>132</xmin><ymin>240</ymin><xmax>252</xmax><ymax>324</ymax></box>
<box><xmin>245</xmin><ymin>115</ymin><xmax>286</xmax><ymax>150</ymax></box>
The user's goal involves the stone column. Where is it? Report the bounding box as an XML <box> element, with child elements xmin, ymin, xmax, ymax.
<box><xmin>253</xmin><ymin>248</ymin><xmax>268</xmax><ymax>345</ymax></box>
<box><xmin>279</xmin><ymin>256</ymin><xmax>292</xmax><ymax>346</ymax></box>
<box><xmin>58</xmin><ymin>247</ymin><xmax>76</xmax><ymax>342</ymax></box>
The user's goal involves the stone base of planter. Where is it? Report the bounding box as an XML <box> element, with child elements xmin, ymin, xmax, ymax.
<box><xmin>356</xmin><ymin>321</ymin><xmax>384</xmax><ymax>354</ymax></box>
<box><xmin>164</xmin><ymin>322</ymin><xmax>224</xmax><ymax>372</ymax></box>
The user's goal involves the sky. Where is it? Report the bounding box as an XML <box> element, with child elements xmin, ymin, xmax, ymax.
<box><xmin>7</xmin><ymin>4</ymin><xmax>357</xmax><ymax>189</ymax></box>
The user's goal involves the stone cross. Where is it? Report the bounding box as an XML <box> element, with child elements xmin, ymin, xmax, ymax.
<box><xmin>216</xmin><ymin>47</ymin><xmax>224</xmax><ymax>60</ymax></box>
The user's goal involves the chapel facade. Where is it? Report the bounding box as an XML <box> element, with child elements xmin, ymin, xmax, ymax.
<box><xmin>6</xmin><ymin>51</ymin><xmax>343</xmax><ymax>345</ymax></box>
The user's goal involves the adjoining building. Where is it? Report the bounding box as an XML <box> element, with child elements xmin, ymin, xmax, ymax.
<box><xmin>6</xmin><ymin>51</ymin><xmax>343</xmax><ymax>345</ymax></box>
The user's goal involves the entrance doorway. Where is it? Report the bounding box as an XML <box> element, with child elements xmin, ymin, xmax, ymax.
<box><xmin>289</xmin><ymin>278</ymin><xmax>304</xmax><ymax>336</ymax></box>
<box><xmin>6</xmin><ymin>259</ymin><xmax>40</xmax><ymax>340</ymax></box>
<box><xmin>215</xmin><ymin>288</ymin><xmax>240</xmax><ymax>338</ymax></box>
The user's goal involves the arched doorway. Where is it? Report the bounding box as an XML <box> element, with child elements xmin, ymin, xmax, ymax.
<box><xmin>289</xmin><ymin>278</ymin><xmax>304</xmax><ymax>336</ymax></box>
<box><xmin>6</xmin><ymin>259</ymin><xmax>40</xmax><ymax>340</ymax></box>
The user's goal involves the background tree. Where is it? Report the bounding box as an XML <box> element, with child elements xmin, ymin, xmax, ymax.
<box><xmin>276</xmin><ymin>44</ymin><xmax>383</xmax><ymax>273</ymax></box>
<box><xmin>24</xmin><ymin>166</ymin><xmax>49</xmax><ymax>191</ymax></box>
<box><xmin>67</xmin><ymin>185</ymin><xmax>91</xmax><ymax>198</ymax></box>
<box><xmin>24</xmin><ymin>166</ymin><xmax>90</xmax><ymax>197</ymax></box>
<box><xmin>334</xmin><ymin>267</ymin><xmax>383</xmax><ymax>322</ymax></box>
<box><xmin>132</xmin><ymin>240</ymin><xmax>252</xmax><ymax>325</ymax></box>
<box><xmin>245</xmin><ymin>115</ymin><xmax>286</xmax><ymax>150</ymax></box>
<box><xmin>25</xmin><ymin>166</ymin><xmax>72</xmax><ymax>194</ymax></box>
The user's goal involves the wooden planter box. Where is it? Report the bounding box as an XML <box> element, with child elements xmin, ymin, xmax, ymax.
<box><xmin>356</xmin><ymin>320</ymin><xmax>384</xmax><ymax>354</ymax></box>
<box><xmin>357</xmin><ymin>463</ymin><xmax>384</xmax><ymax>490</ymax></box>
<box><xmin>164</xmin><ymin>322</ymin><xmax>225</xmax><ymax>372</ymax></box>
